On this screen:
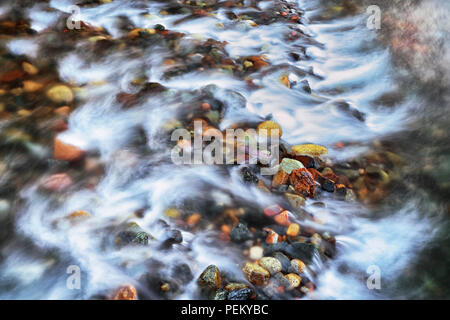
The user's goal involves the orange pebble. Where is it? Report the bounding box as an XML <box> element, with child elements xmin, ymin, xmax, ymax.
<box><xmin>286</xmin><ymin>223</ymin><xmax>300</xmax><ymax>237</ymax></box>
<box><xmin>186</xmin><ymin>213</ymin><xmax>201</xmax><ymax>226</ymax></box>
<box><xmin>274</xmin><ymin>210</ymin><xmax>291</xmax><ymax>227</ymax></box>
<box><xmin>201</xmin><ymin>102</ymin><xmax>211</xmax><ymax>111</ymax></box>
<box><xmin>113</xmin><ymin>285</ymin><xmax>137</xmax><ymax>300</ymax></box>
<box><xmin>54</xmin><ymin>106</ymin><xmax>71</xmax><ymax>116</ymax></box>
<box><xmin>221</xmin><ymin>224</ymin><xmax>231</xmax><ymax>235</ymax></box>
<box><xmin>265</xmin><ymin>229</ymin><xmax>279</xmax><ymax>244</ymax></box>
<box><xmin>68</xmin><ymin>210</ymin><xmax>91</xmax><ymax>219</ymax></box>
<box><xmin>264</xmin><ymin>204</ymin><xmax>283</xmax><ymax>217</ymax></box>
<box><xmin>335</xmin><ymin>142</ymin><xmax>344</xmax><ymax>149</ymax></box>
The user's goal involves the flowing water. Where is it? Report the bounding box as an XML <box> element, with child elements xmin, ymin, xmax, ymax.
<box><xmin>0</xmin><ymin>0</ymin><xmax>449</xmax><ymax>299</ymax></box>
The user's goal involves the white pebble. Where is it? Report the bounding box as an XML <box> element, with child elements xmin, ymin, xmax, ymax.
<box><xmin>249</xmin><ymin>246</ymin><xmax>264</xmax><ymax>260</ymax></box>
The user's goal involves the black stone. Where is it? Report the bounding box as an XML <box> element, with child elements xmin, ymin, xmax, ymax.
<box><xmin>300</xmin><ymin>80</ymin><xmax>311</xmax><ymax>94</ymax></box>
<box><xmin>213</xmin><ymin>289</ymin><xmax>228</xmax><ymax>300</ymax></box>
<box><xmin>229</xmin><ymin>223</ymin><xmax>253</xmax><ymax>243</ymax></box>
<box><xmin>154</xmin><ymin>24</ymin><xmax>165</xmax><ymax>31</ymax></box>
<box><xmin>283</xmin><ymin>243</ymin><xmax>318</xmax><ymax>264</ymax></box>
<box><xmin>172</xmin><ymin>263</ymin><xmax>193</xmax><ymax>284</ymax></box>
<box><xmin>227</xmin><ymin>288</ymin><xmax>253</xmax><ymax>300</ymax></box>
<box><xmin>241</xmin><ymin>166</ymin><xmax>259</xmax><ymax>183</ymax></box>
<box><xmin>321</xmin><ymin>179</ymin><xmax>335</xmax><ymax>193</ymax></box>
<box><xmin>272</xmin><ymin>251</ymin><xmax>291</xmax><ymax>273</ymax></box>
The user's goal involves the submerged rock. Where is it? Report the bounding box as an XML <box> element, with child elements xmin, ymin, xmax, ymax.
<box><xmin>172</xmin><ymin>263</ymin><xmax>194</xmax><ymax>284</ymax></box>
<box><xmin>242</xmin><ymin>262</ymin><xmax>270</xmax><ymax>286</ymax></box>
<box><xmin>230</xmin><ymin>222</ymin><xmax>253</xmax><ymax>243</ymax></box>
<box><xmin>284</xmin><ymin>243</ymin><xmax>317</xmax><ymax>264</ymax></box>
<box><xmin>249</xmin><ymin>245</ymin><xmax>264</xmax><ymax>260</ymax></box>
<box><xmin>284</xmin><ymin>193</ymin><xmax>306</xmax><ymax>209</ymax></box>
<box><xmin>321</xmin><ymin>179</ymin><xmax>335</xmax><ymax>192</ymax></box>
<box><xmin>160</xmin><ymin>229</ymin><xmax>183</xmax><ymax>248</ymax></box>
<box><xmin>115</xmin><ymin>222</ymin><xmax>151</xmax><ymax>247</ymax></box>
<box><xmin>41</xmin><ymin>173</ymin><xmax>73</xmax><ymax>192</ymax></box>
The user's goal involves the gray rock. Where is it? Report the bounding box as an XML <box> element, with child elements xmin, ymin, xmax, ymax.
<box><xmin>272</xmin><ymin>252</ymin><xmax>291</xmax><ymax>273</ymax></box>
<box><xmin>284</xmin><ymin>243</ymin><xmax>318</xmax><ymax>264</ymax></box>
<box><xmin>227</xmin><ymin>288</ymin><xmax>253</xmax><ymax>300</ymax></box>
<box><xmin>213</xmin><ymin>289</ymin><xmax>228</xmax><ymax>300</ymax></box>
<box><xmin>258</xmin><ymin>257</ymin><xmax>282</xmax><ymax>275</ymax></box>
<box><xmin>230</xmin><ymin>223</ymin><xmax>253</xmax><ymax>243</ymax></box>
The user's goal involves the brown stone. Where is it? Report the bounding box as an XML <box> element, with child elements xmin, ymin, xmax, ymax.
<box><xmin>41</xmin><ymin>173</ymin><xmax>73</xmax><ymax>191</ymax></box>
<box><xmin>272</xmin><ymin>170</ymin><xmax>289</xmax><ymax>188</ymax></box>
<box><xmin>53</xmin><ymin>137</ymin><xmax>84</xmax><ymax>162</ymax></box>
<box><xmin>289</xmin><ymin>168</ymin><xmax>316</xmax><ymax>198</ymax></box>
<box><xmin>112</xmin><ymin>285</ymin><xmax>137</xmax><ymax>300</ymax></box>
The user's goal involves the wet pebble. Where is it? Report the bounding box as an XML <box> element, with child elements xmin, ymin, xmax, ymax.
<box><xmin>53</xmin><ymin>138</ymin><xmax>85</xmax><ymax>162</ymax></box>
<box><xmin>242</xmin><ymin>262</ymin><xmax>270</xmax><ymax>286</ymax></box>
<box><xmin>230</xmin><ymin>222</ymin><xmax>253</xmax><ymax>243</ymax></box>
<box><xmin>198</xmin><ymin>265</ymin><xmax>221</xmax><ymax>290</ymax></box>
<box><xmin>321</xmin><ymin>179</ymin><xmax>335</xmax><ymax>192</ymax></box>
<box><xmin>213</xmin><ymin>288</ymin><xmax>228</xmax><ymax>300</ymax></box>
<box><xmin>227</xmin><ymin>288</ymin><xmax>253</xmax><ymax>300</ymax></box>
<box><xmin>115</xmin><ymin>222</ymin><xmax>151</xmax><ymax>247</ymax></box>
<box><xmin>272</xmin><ymin>252</ymin><xmax>291</xmax><ymax>273</ymax></box>
<box><xmin>112</xmin><ymin>285</ymin><xmax>137</xmax><ymax>300</ymax></box>
<box><xmin>290</xmin><ymin>259</ymin><xmax>306</xmax><ymax>274</ymax></box>
<box><xmin>284</xmin><ymin>193</ymin><xmax>305</xmax><ymax>209</ymax></box>
<box><xmin>283</xmin><ymin>242</ymin><xmax>318</xmax><ymax>264</ymax></box>
<box><xmin>258</xmin><ymin>257</ymin><xmax>282</xmax><ymax>275</ymax></box>
<box><xmin>172</xmin><ymin>263</ymin><xmax>193</xmax><ymax>284</ymax></box>
<box><xmin>285</xmin><ymin>273</ymin><xmax>301</xmax><ymax>288</ymax></box>
<box><xmin>286</xmin><ymin>223</ymin><xmax>300</xmax><ymax>237</ymax></box>
<box><xmin>46</xmin><ymin>85</ymin><xmax>74</xmax><ymax>104</ymax></box>
<box><xmin>249</xmin><ymin>245</ymin><xmax>264</xmax><ymax>260</ymax></box>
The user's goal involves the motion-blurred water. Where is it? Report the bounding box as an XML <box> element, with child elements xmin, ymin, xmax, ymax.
<box><xmin>0</xmin><ymin>0</ymin><xmax>448</xmax><ymax>299</ymax></box>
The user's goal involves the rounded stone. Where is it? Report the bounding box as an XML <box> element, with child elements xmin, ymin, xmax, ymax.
<box><xmin>258</xmin><ymin>257</ymin><xmax>282</xmax><ymax>275</ymax></box>
<box><xmin>46</xmin><ymin>85</ymin><xmax>74</xmax><ymax>104</ymax></box>
<box><xmin>290</xmin><ymin>259</ymin><xmax>306</xmax><ymax>274</ymax></box>
<box><xmin>242</xmin><ymin>262</ymin><xmax>270</xmax><ymax>286</ymax></box>
<box><xmin>285</xmin><ymin>273</ymin><xmax>302</xmax><ymax>288</ymax></box>
<box><xmin>249</xmin><ymin>246</ymin><xmax>264</xmax><ymax>260</ymax></box>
